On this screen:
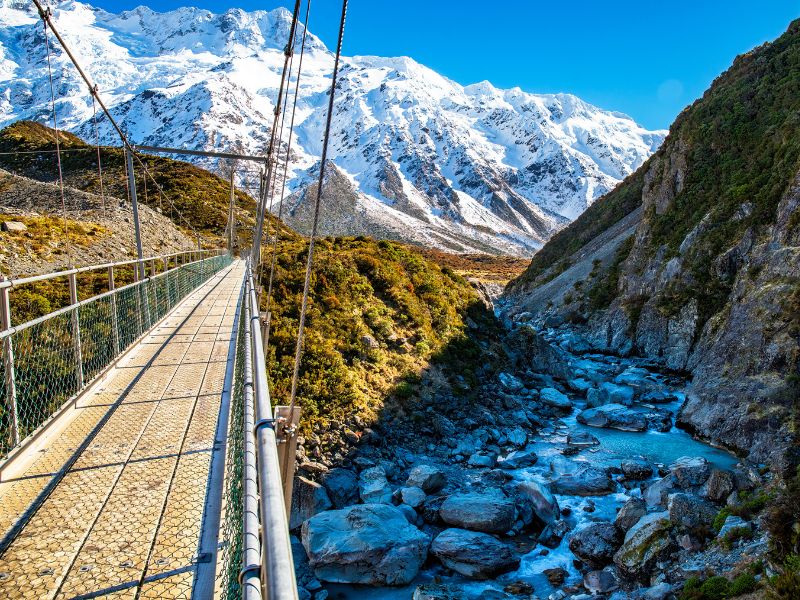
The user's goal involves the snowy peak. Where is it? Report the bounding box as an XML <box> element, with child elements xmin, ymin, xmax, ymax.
<box><xmin>0</xmin><ymin>1</ymin><xmax>666</xmax><ymax>255</ymax></box>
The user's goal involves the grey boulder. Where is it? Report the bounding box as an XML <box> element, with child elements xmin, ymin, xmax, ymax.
<box><xmin>359</xmin><ymin>466</ymin><xmax>393</xmax><ymax>504</ymax></box>
<box><xmin>613</xmin><ymin>512</ymin><xmax>674</xmax><ymax>580</ymax></box>
<box><xmin>498</xmin><ymin>449</ymin><xmax>538</xmax><ymax>470</ymax></box>
<box><xmin>669</xmin><ymin>456</ymin><xmax>711</xmax><ymax>488</ymax></box>
<box><xmin>621</xmin><ymin>458</ymin><xmax>653</xmax><ymax>480</ymax></box>
<box><xmin>406</xmin><ymin>464</ymin><xmax>447</xmax><ymax>493</ymax></box>
<box><xmin>615</xmin><ymin>498</ymin><xmax>647</xmax><ymax>532</ymax></box>
<box><xmin>291</xmin><ymin>476</ymin><xmax>333</xmax><ymax>530</ymax></box>
<box><xmin>552</xmin><ymin>466</ymin><xmax>616</xmax><ymax>496</ymax></box>
<box><xmin>301</xmin><ymin>504</ymin><xmax>430</xmax><ymax>585</ymax></box>
<box><xmin>577</xmin><ymin>404</ymin><xmax>647</xmax><ymax>432</ymax></box>
<box><xmin>667</xmin><ymin>492</ymin><xmax>717</xmax><ymax>532</ymax></box>
<box><xmin>540</xmin><ymin>387</ymin><xmax>572</xmax><ymax>410</ymax></box>
<box><xmin>431</xmin><ymin>528</ymin><xmax>520</xmax><ymax>579</ymax></box>
<box><xmin>322</xmin><ymin>468</ymin><xmax>359</xmax><ymax>508</ymax></box>
<box><xmin>568</xmin><ymin>522</ymin><xmax>623</xmax><ymax>568</ymax></box>
<box><xmin>440</xmin><ymin>491</ymin><xmax>516</xmax><ymax>534</ymax></box>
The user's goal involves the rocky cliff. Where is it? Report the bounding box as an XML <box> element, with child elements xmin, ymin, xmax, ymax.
<box><xmin>504</xmin><ymin>20</ymin><xmax>800</xmax><ymax>473</ymax></box>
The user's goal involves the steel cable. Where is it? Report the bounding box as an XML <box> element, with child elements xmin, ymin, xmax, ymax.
<box><xmin>288</xmin><ymin>0</ymin><xmax>348</xmax><ymax>413</ymax></box>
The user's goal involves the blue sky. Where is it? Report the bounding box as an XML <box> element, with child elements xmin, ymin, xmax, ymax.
<box><xmin>93</xmin><ymin>0</ymin><xmax>800</xmax><ymax>130</ymax></box>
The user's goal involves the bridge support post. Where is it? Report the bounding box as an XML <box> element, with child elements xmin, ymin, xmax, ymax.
<box><xmin>125</xmin><ymin>148</ymin><xmax>145</xmax><ymax>281</ymax></box>
<box><xmin>68</xmin><ymin>273</ymin><xmax>84</xmax><ymax>390</ymax></box>
<box><xmin>275</xmin><ymin>405</ymin><xmax>301</xmax><ymax>514</ymax></box>
<box><xmin>108</xmin><ymin>266</ymin><xmax>120</xmax><ymax>357</ymax></box>
<box><xmin>0</xmin><ymin>283</ymin><xmax>20</xmax><ymax>447</ymax></box>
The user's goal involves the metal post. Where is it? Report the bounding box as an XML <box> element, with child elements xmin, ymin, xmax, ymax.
<box><xmin>108</xmin><ymin>266</ymin><xmax>120</xmax><ymax>357</ymax></box>
<box><xmin>227</xmin><ymin>166</ymin><xmax>237</xmax><ymax>255</ymax></box>
<box><xmin>68</xmin><ymin>272</ymin><xmax>84</xmax><ymax>390</ymax></box>
<box><xmin>276</xmin><ymin>405</ymin><xmax>302</xmax><ymax>514</ymax></box>
<box><xmin>251</xmin><ymin>168</ymin><xmax>268</xmax><ymax>268</ymax></box>
<box><xmin>0</xmin><ymin>283</ymin><xmax>20</xmax><ymax>447</ymax></box>
<box><xmin>124</xmin><ymin>147</ymin><xmax>145</xmax><ymax>281</ymax></box>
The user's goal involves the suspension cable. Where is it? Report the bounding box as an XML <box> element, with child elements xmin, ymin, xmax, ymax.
<box><xmin>264</xmin><ymin>0</ymin><xmax>312</xmax><ymax>352</ymax></box>
<box><xmin>288</xmin><ymin>0</ymin><xmax>348</xmax><ymax>414</ymax></box>
<box><xmin>251</xmin><ymin>0</ymin><xmax>303</xmax><ymax>269</ymax></box>
<box><xmin>90</xmin><ymin>87</ymin><xmax>106</xmax><ymax>220</ymax></box>
<box><xmin>41</xmin><ymin>9</ymin><xmax>73</xmax><ymax>268</ymax></box>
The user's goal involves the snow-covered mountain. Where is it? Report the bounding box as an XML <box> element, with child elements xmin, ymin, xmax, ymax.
<box><xmin>0</xmin><ymin>0</ymin><xmax>667</xmax><ymax>255</ymax></box>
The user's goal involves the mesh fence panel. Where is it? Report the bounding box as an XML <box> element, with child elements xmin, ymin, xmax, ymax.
<box><xmin>217</xmin><ymin>295</ymin><xmax>245</xmax><ymax>600</ymax></box>
<box><xmin>0</xmin><ymin>254</ymin><xmax>232</xmax><ymax>461</ymax></box>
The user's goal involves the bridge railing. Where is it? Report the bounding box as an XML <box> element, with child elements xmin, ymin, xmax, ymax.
<box><xmin>0</xmin><ymin>249</ymin><xmax>231</xmax><ymax>464</ymax></box>
<box><xmin>218</xmin><ymin>257</ymin><xmax>297</xmax><ymax>600</ymax></box>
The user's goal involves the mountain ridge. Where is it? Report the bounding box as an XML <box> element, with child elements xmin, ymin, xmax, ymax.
<box><xmin>0</xmin><ymin>0</ymin><xmax>666</xmax><ymax>255</ymax></box>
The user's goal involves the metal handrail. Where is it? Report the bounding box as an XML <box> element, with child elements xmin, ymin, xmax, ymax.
<box><xmin>243</xmin><ymin>258</ymin><xmax>298</xmax><ymax>600</ymax></box>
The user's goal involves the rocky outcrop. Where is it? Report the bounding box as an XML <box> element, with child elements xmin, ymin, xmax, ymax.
<box><xmin>301</xmin><ymin>504</ymin><xmax>430</xmax><ymax>585</ymax></box>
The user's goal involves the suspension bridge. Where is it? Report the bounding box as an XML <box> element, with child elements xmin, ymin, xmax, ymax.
<box><xmin>0</xmin><ymin>0</ymin><xmax>348</xmax><ymax>598</ymax></box>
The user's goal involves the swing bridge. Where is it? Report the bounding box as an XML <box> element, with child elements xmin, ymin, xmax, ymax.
<box><xmin>0</xmin><ymin>0</ymin><xmax>348</xmax><ymax>598</ymax></box>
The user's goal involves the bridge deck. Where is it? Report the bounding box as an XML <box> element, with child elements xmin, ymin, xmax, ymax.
<box><xmin>0</xmin><ymin>260</ymin><xmax>244</xmax><ymax>599</ymax></box>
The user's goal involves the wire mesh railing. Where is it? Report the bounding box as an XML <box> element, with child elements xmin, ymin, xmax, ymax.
<box><xmin>0</xmin><ymin>250</ymin><xmax>232</xmax><ymax>463</ymax></box>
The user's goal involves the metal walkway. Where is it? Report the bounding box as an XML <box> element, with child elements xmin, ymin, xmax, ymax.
<box><xmin>0</xmin><ymin>260</ymin><xmax>245</xmax><ymax>599</ymax></box>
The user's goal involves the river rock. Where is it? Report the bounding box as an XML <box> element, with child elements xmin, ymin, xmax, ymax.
<box><xmin>615</xmin><ymin>498</ymin><xmax>647</xmax><ymax>531</ymax></box>
<box><xmin>567</xmin><ymin>431</ymin><xmax>600</xmax><ymax>447</ymax></box>
<box><xmin>322</xmin><ymin>468</ymin><xmax>359</xmax><ymax>508</ymax></box>
<box><xmin>406</xmin><ymin>464</ymin><xmax>447</xmax><ymax>493</ymax></box>
<box><xmin>701</xmin><ymin>468</ymin><xmax>735</xmax><ymax>502</ymax></box>
<box><xmin>644</xmin><ymin>475</ymin><xmax>679</xmax><ymax>507</ymax></box>
<box><xmin>291</xmin><ymin>476</ymin><xmax>333</xmax><ymax>530</ymax></box>
<box><xmin>621</xmin><ymin>458</ymin><xmax>653</xmax><ymax>480</ymax></box>
<box><xmin>540</xmin><ymin>387</ymin><xmax>572</xmax><ymax>410</ymax></box>
<box><xmin>498</xmin><ymin>449</ymin><xmax>538</xmax><ymax>470</ymax></box>
<box><xmin>568</xmin><ymin>378</ymin><xmax>593</xmax><ymax>394</ymax></box>
<box><xmin>568</xmin><ymin>522</ymin><xmax>623</xmax><ymax>567</ymax></box>
<box><xmin>400</xmin><ymin>486</ymin><xmax>427</xmax><ymax>509</ymax></box>
<box><xmin>539</xmin><ymin>519</ymin><xmax>571</xmax><ymax>547</ymax></box>
<box><xmin>301</xmin><ymin>504</ymin><xmax>430</xmax><ymax>585</ymax></box>
<box><xmin>412</xmin><ymin>584</ymin><xmax>462</xmax><ymax>600</ymax></box>
<box><xmin>667</xmin><ymin>492</ymin><xmax>717</xmax><ymax>532</ymax></box>
<box><xmin>543</xmin><ymin>566</ymin><xmax>567</xmax><ymax>585</ymax></box>
<box><xmin>440</xmin><ymin>491</ymin><xmax>516</xmax><ymax>534</ymax></box>
<box><xmin>669</xmin><ymin>456</ymin><xmax>711</xmax><ymax>488</ymax></box>
<box><xmin>468</xmin><ymin>451</ymin><xmax>498</xmax><ymax>468</ymax></box>
<box><xmin>431</xmin><ymin>528</ymin><xmax>520</xmax><ymax>579</ymax></box>
<box><xmin>499</xmin><ymin>372</ymin><xmax>524</xmax><ymax>392</ymax></box>
<box><xmin>511</xmin><ymin>480</ymin><xmax>560</xmax><ymax>524</ymax></box>
<box><xmin>506</xmin><ymin>427</ymin><xmax>528</xmax><ymax>448</ymax></box>
<box><xmin>599</xmin><ymin>381</ymin><xmax>636</xmax><ymax>406</ymax></box>
<box><xmin>613</xmin><ymin>512</ymin><xmax>674</xmax><ymax>580</ymax></box>
<box><xmin>576</xmin><ymin>404</ymin><xmax>647</xmax><ymax>432</ymax></box>
<box><xmin>552</xmin><ymin>466</ymin><xmax>616</xmax><ymax>496</ymax></box>
<box><xmin>641</xmin><ymin>390</ymin><xmax>680</xmax><ymax>404</ymax></box>
<box><xmin>584</xmin><ymin>569</ymin><xmax>619</xmax><ymax>594</ymax></box>
<box><xmin>359</xmin><ymin>466</ymin><xmax>393</xmax><ymax>504</ymax></box>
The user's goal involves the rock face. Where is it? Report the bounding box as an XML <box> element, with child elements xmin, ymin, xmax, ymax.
<box><xmin>502</xmin><ymin>19</ymin><xmax>800</xmax><ymax>470</ymax></box>
<box><xmin>613</xmin><ymin>512</ymin><xmax>674</xmax><ymax>580</ymax></box>
<box><xmin>551</xmin><ymin>467</ymin><xmax>616</xmax><ymax>496</ymax></box>
<box><xmin>568</xmin><ymin>522</ymin><xmax>623</xmax><ymax>568</ymax></box>
<box><xmin>301</xmin><ymin>504</ymin><xmax>430</xmax><ymax>585</ymax></box>
<box><xmin>431</xmin><ymin>529</ymin><xmax>520</xmax><ymax>579</ymax></box>
<box><xmin>439</xmin><ymin>492</ymin><xmax>516</xmax><ymax>534</ymax></box>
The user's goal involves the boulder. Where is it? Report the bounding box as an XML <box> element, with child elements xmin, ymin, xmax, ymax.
<box><xmin>701</xmin><ymin>469</ymin><xmax>735</xmax><ymax>503</ymax></box>
<box><xmin>506</xmin><ymin>427</ymin><xmax>528</xmax><ymax>448</ymax></box>
<box><xmin>301</xmin><ymin>504</ymin><xmax>430</xmax><ymax>585</ymax></box>
<box><xmin>1</xmin><ymin>220</ymin><xmax>27</xmax><ymax>232</ymax></box>
<box><xmin>576</xmin><ymin>404</ymin><xmax>647</xmax><ymax>432</ymax></box>
<box><xmin>643</xmin><ymin>408</ymin><xmax>673</xmax><ymax>432</ymax></box>
<box><xmin>498</xmin><ymin>449</ymin><xmax>538</xmax><ymax>470</ymax></box>
<box><xmin>499</xmin><ymin>372</ymin><xmax>524</xmax><ymax>392</ymax></box>
<box><xmin>599</xmin><ymin>381</ymin><xmax>636</xmax><ymax>406</ymax></box>
<box><xmin>717</xmin><ymin>515</ymin><xmax>751</xmax><ymax>539</ymax></box>
<box><xmin>406</xmin><ymin>464</ymin><xmax>447</xmax><ymax>493</ymax></box>
<box><xmin>615</xmin><ymin>498</ymin><xmax>647</xmax><ymax>532</ymax></box>
<box><xmin>539</xmin><ymin>519</ymin><xmax>571</xmax><ymax>548</ymax></box>
<box><xmin>431</xmin><ymin>528</ymin><xmax>520</xmax><ymax>579</ymax></box>
<box><xmin>468</xmin><ymin>452</ymin><xmax>498</xmax><ymax>468</ymax></box>
<box><xmin>400</xmin><ymin>486</ymin><xmax>427</xmax><ymax>509</ymax></box>
<box><xmin>412</xmin><ymin>584</ymin><xmax>463</xmax><ymax>600</ymax></box>
<box><xmin>551</xmin><ymin>467</ymin><xmax>616</xmax><ymax>496</ymax></box>
<box><xmin>543</xmin><ymin>566</ymin><xmax>567</xmax><ymax>586</ymax></box>
<box><xmin>359</xmin><ymin>466</ymin><xmax>393</xmax><ymax>504</ymax></box>
<box><xmin>667</xmin><ymin>492</ymin><xmax>717</xmax><ymax>532</ymax></box>
<box><xmin>567</xmin><ymin>431</ymin><xmax>600</xmax><ymax>447</ymax></box>
<box><xmin>613</xmin><ymin>512</ymin><xmax>674</xmax><ymax>580</ymax></box>
<box><xmin>291</xmin><ymin>476</ymin><xmax>333</xmax><ymax>530</ymax></box>
<box><xmin>644</xmin><ymin>475</ymin><xmax>679</xmax><ymax>507</ymax></box>
<box><xmin>512</xmin><ymin>480</ymin><xmax>560</xmax><ymax>524</ymax></box>
<box><xmin>568</xmin><ymin>378</ymin><xmax>593</xmax><ymax>394</ymax></box>
<box><xmin>440</xmin><ymin>491</ymin><xmax>516</xmax><ymax>534</ymax></box>
<box><xmin>568</xmin><ymin>522</ymin><xmax>623</xmax><ymax>568</ymax></box>
<box><xmin>641</xmin><ymin>391</ymin><xmax>680</xmax><ymax>404</ymax></box>
<box><xmin>621</xmin><ymin>458</ymin><xmax>653</xmax><ymax>480</ymax></box>
<box><xmin>669</xmin><ymin>456</ymin><xmax>711</xmax><ymax>488</ymax></box>
<box><xmin>583</xmin><ymin>569</ymin><xmax>619</xmax><ymax>594</ymax></box>
<box><xmin>322</xmin><ymin>468</ymin><xmax>359</xmax><ymax>508</ymax></box>
<box><xmin>540</xmin><ymin>387</ymin><xmax>572</xmax><ymax>410</ymax></box>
